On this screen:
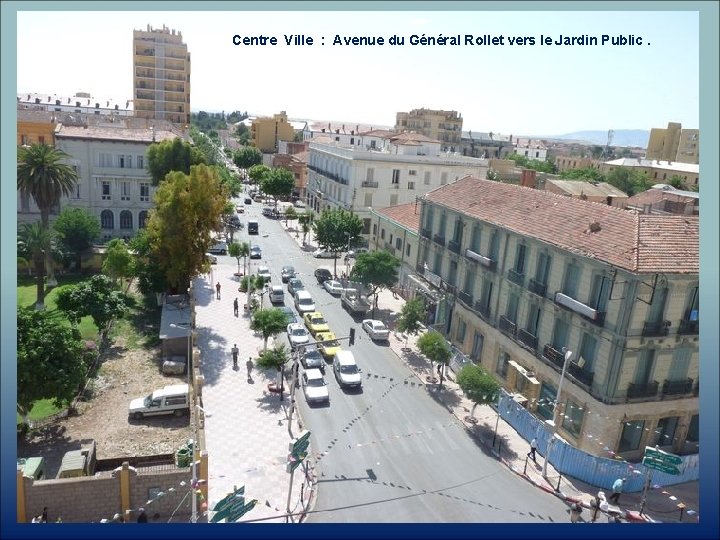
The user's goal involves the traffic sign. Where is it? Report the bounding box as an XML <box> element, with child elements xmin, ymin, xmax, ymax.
<box><xmin>211</xmin><ymin>486</ymin><xmax>248</xmax><ymax>522</ymax></box>
<box><xmin>289</xmin><ymin>430</ymin><xmax>311</xmax><ymax>459</ymax></box>
<box><xmin>642</xmin><ymin>456</ymin><xmax>681</xmax><ymax>475</ymax></box>
<box><xmin>644</xmin><ymin>446</ymin><xmax>682</xmax><ymax>465</ymax></box>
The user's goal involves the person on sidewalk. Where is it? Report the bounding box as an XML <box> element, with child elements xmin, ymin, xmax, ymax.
<box><xmin>609</xmin><ymin>477</ymin><xmax>625</xmax><ymax>504</ymax></box>
<box><xmin>246</xmin><ymin>357</ymin><xmax>254</xmax><ymax>380</ymax></box>
<box><xmin>136</xmin><ymin>508</ymin><xmax>148</xmax><ymax>523</ymax></box>
<box><xmin>231</xmin><ymin>344</ymin><xmax>239</xmax><ymax>368</ymax></box>
<box><xmin>233</xmin><ymin>297</ymin><xmax>239</xmax><ymax>316</ymax></box>
<box><xmin>527</xmin><ymin>438</ymin><xmax>538</xmax><ymax>463</ymax></box>
<box><xmin>570</xmin><ymin>502</ymin><xmax>583</xmax><ymax>523</ymax></box>
<box><xmin>216</xmin><ymin>282</ymin><xmax>221</xmax><ymax>300</ymax></box>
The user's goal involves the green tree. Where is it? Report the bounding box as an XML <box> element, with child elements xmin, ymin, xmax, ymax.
<box><xmin>396</xmin><ymin>297</ymin><xmax>426</xmax><ymax>348</ymax></box>
<box><xmin>456</xmin><ymin>364</ymin><xmax>501</xmax><ymax>419</ymax></box>
<box><xmin>284</xmin><ymin>205</ymin><xmax>297</xmax><ymax>226</ymax></box>
<box><xmin>349</xmin><ymin>251</ymin><xmax>400</xmax><ymax>318</ymax></box>
<box><xmin>250</xmin><ymin>308</ymin><xmax>288</xmax><ymax>352</ymax></box>
<box><xmin>261</xmin><ymin>168</ymin><xmax>295</xmax><ymax>208</ymax></box>
<box><xmin>55</xmin><ymin>274</ymin><xmax>130</xmax><ymax>334</ymax></box>
<box><xmin>235</xmin><ymin>124</ymin><xmax>251</xmax><ymax>145</ymax></box>
<box><xmin>312</xmin><ymin>209</ymin><xmax>363</xmax><ymax>276</ymax></box>
<box><xmin>17</xmin><ymin>143</ymin><xmax>79</xmax><ymax>287</ymax></box>
<box><xmin>216</xmin><ymin>165</ymin><xmax>242</xmax><ymax>198</ymax></box>
<box><xmin>239</xmin><ymin>274</ymin><xmax>265</xmax><ymax>293</ymax></box>
<box><xmin>605</xmin><ymin>167</ymin><xmax>651</xmax><ymax>196</ymax></box>
<box><xmin>560</xmin><ymin>167</ymin><xmax>605</xmax><ymax>182</ymax></box>
<box><xmin>17</xmin><ymin>222</ymin><xmax>55</xmax><ymax>309</ymax></box>
<box><xmin>129</xmin><ymin>228</ymin><xmax>168</xmax><ymax>296</ymax></box>
<box><xmin>256</xmin><ymin>343</ymin><xmax>290</xmax><ymax>400</ymax></box>
<box><xmin>229</xmin><ymin>241</ymin><xmax>250</xmax><ymax>276</ymax></box>
<box><xmin>298</xmin><ymin>211</ymin><xmax>315</xmax><ymax>245</ymax></box>
<box><xmin>248</xmin><ymin>164</ymin><xmax>271</xmax><ymax>186</ymax></box>
<box><xmin>102</xmin><ymin>238</ymin><xmax>135</xmax><ymax>288</ymax></box>
<box><xmin>52</xmin><ymin>207</ymin><xmax>101</xmax><ymax>273</ymax></box>
<box><xmin>146</xmin><ymin>137</ymin><xmax>206</xmax><ymax>185</ymax></box>
<box><xmin>233</xmin><ymin>146</ymin><xmax>263</xmax><ymax>169</ymax></box>
<box><xmin>17</xmin><ymin>307</ymin><xmax>89</xmax><ymax>426</ymax></box>
<box><xmin>145</xmin><ymin>164</ymin><xmax>228</xmax><ymax>292</ymax></box>
<box><xmin>668</xmin><ymin>175</ymin><xmax>685</xmax><ymax>189</ymax></box>
<box><xmin>417</xmin><ymin>331</ymin><xmax>452</xmax><ymax>386</ymax></box>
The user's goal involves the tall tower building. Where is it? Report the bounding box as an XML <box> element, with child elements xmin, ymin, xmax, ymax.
<box><xmin>133</xmin><ymin>25</ymin><xmax>191</xmax><ymax>125</ymax></box>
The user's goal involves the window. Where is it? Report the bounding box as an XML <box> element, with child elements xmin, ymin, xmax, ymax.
<box><xmin>372</xmin><ymin>223</ymin><xmax>377</xmax><ymax>235</ymax></box>
<box><xmin>424</xmin><ymin>207</ymin><xmax>434</xmax><ymax>231</ymax></box>
<box><xmin>390</xmin><ymin>194</ymin><xmax>398</xmax><ymax>206</ymax></box>
<box><xmin>514</xmin><ymin>243</ymin><xmax>526</xmax><ymax>274</ymax></box>
<box><xmin>438</xmin><ymin>213</ymin><xmax>447</xmax><ymax>238</ymax></box>
<box><xmin>685</xmin><ymin>414</ymin><xmax>699</xmax><ymax>444</ymax></box>
<box><xmin>392</xmin><ymin>169</ymin><xmax>400</xmax><ymax>184</ymax></box>
<box><xmin>21</xmin><ymin>135</ymin><xmax>28</xmax><ymax>145</ymax></box>
<box><xmin>405</xmin><ymin>243</ymin><xmax>411</xmax><ymax>256</ymax></box>
<box><xmin>350</xmin><ymin>137</ymin><xmax>354</xmax><ymax>145</ymax></box>
<box><xmin>646</xmin><ymin>286</ymin><xmax>669</xmax><ymax>324</ymax></box>
<box><xmin>101</xmin><ymin>181</ymin><xmax>111</xmax><ymax>200</ymax></box>
<box><xmin>99</xmin><ymin>153</ymin><xmax>112</xmax><ymax>167</ymax></box>
<box><xmin>634</xmin><ymin>349</ymin><xmax>655</xmax><ymax>385</ymax></box>
<box><xmin>589</xmin><ymin>274</ymin><xmax>611</xmax><ymax>312</ymax></box>
<box><xmin>452</xmin><ymin>219</ymin><xmax>463</xmax><ymax>244</ymax></box>
<box><xmin>535</xmin><ymin>252</ymin><xmax>551</xmax><ymax>285</ymax></box>
<box><xmin>653</xmin><ymin>416</ymin><xmax>679</xmax><ymax>448</ymax></box>
<box><xmin>140</xmin><ymin>183</ymin><xmax>150</xmax><ymax>202</ymax></box>
<box><xmin>448</xmin><ymin>260</ymin><xmax>458</xmax><ymax>285</ymax></box>
<box><xmin>395</xmin><ymin>237</ymin><xmax>402</xmax><ymax>250</ymax></box>
<box><xmin>407</xmin><ymin>182</ymin><xmax>415</xmax><ymax>190</ymax></box>
<box><xmin>139</xmin><ymin>211</ymin><xmax>148</xmax><ymax>229</ymax></box>
<box><xmin>120</xmin><ymin>210</ymin><xmax>133</xmax><ymax>229</ymax></box>
<box><xmin>471</xmin><ymin>332</ymin><xmax>484</xmax><ymax>362</ymax></box>
<box><xmin>362</xmin><ymin>218</ymin><xmax>371</xmax><ymax>235</ymax></box>
<box><xmin>535</xmin><ymin>151</ymin><xmax>540</xmax><ymax>158</ymax></box>
<box><xmin>618</xmin><ymin>419</ymin><xmax>645</xmax><ymax>452</ymax></box>
<box><xmin>101</xmin><ymin>210</ymin><xmax>114</xmax><ymax>229</ymax></box>
<box><xmin>505</xmin><ymin>292</ymin><xmax>519</xmax><ymax>323</ymax></box>
<box><xmin>119</xmin><ymin>155</ymin><xmax>126</xmax><ymax>168</ymax></box>
<box><xmin>433</xmin><ymin>251</ymin><xmax>442</xmax><ymax>274</ymax></box>
<box><xmin>551</xmin><ymin>318</ymin><xmax>569</xmax><ymax>350</ymax></box>
<box><xmin>489</xmin><ymin>230</ymin><xmax>500</xmax><ymax>260</ymax></box>
<box><xmin>562</xmin><ymin>262</ymin><xmax>581</xmax><ymax>298</ymax></box>
<box><xmin>72</xmin><ymin>182</ymin><xmax>81</xmax><ymax>199</ymax></box>
<box><xmin>120</xmin><ymin>182</ymin><xmax>131</xmax><ymax>201</ymax></box>
<box><xmin>424</xmin><ymin>171</ymin><xmax>431</xmax><ymax>185</ymax></box>
<box><xmin>463</xmin><ymin>270</ymin><xmax>475</xmax><ymax>295</ymax></box>
<box><xmin>456</xmin><ymin>319</ymin><xmax>467</xmax><ymax>342</ymax></box>
<box><xmin>470</xmin><ymin>224</ymin><xmax>481</xmax><ymax>253</ymax></box>
<box><xmin>668</xmin><ymin>348</ymin><xmax>691</xmax><ymax>381</ymax></box>
<box><xmin>561</xmin><ymin>400</ymin><xmax>584</xmax><ymax>437</ymax></box>
<box><xmin>38</xmin><ymin>136</ymin><xmax>45</xmax><ymax>144</ymax></box>
<box><xmin>364</xmin><ymin>193</ymin><xmax>373</xmax><ymax>207</ymax></box>
<box><xmin>441</xmin><ymin>172</ymin><xmax>448</xmax><ymax>185</ymax></box>
<box><xmin>480</xmin><ymin>279</ymin><xmax>493</xmax><ymax>310</ymax></box>
<box><xmin>537</xmin><ymin>383</ymin><xmax>556</xmax><ymax>420</ymax></box>
<box><xmin>577</xmin><ymin>333</ymin><xmax>597</xmax><ymax>372</ymax></box>
<box><xmin>408</xmin><ymin>170</ymin><xmax>417</xmax><ymax>176</ymax></box>
<box><xmin>389</xmin><ymin>234</ymin><xmax>394</xmax><ymax>244</ymax></box>
<box><xmin>137</xmin><ymin>155</ymin><xmax>144</xmax><ymax>169</ymax></box>
<box><xmin>366</xmin><ymin>168</ymin><xmax>374</xmax><ymax>181</ymax></box>
<box><xmin>380</xmin><ymin>228</ymin><xmax>385</xmax><ymax>240</ymax></box>
<box><xmin>496</xmin><ymin>351</ymin><xmax>510</xmax><ymax>377</ymax></box>
<box><xmin>525</xmin><ymin>304</ymin><xmax>541</xmax><ymax>336</ymax></box>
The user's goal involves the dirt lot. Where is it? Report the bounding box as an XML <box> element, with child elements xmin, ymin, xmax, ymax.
<box><xmin>17</xmin><ymin>332</ymin><xmax>194</xmax><ymax>478</ymax></box>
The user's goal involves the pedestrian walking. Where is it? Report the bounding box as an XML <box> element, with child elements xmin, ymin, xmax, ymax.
<box><xmin>233</xmin><ymin>297</ymin><xmax>239</xmax><ymax>316</ymax></box>
<box><xmin>136</xmin><ymin>508</ymin><xmax>148</xmax><ymax>523</ymax></box>
<box><xmin>216</xmin><ymin>282</ymin><xmax>221</xmax><ymax>300</ymax></box>
<box><xmin>609</xmin><ymin>477</ymin><xmax>625</xmax><ymax>504</ymax></box>
<box><xmin>570</xmin><ymin>502</ymin><xmax>583</xmax><ymax>523</ymax></box>
<box><xmin>527</xmin><ymin>438</ymin><xmax>538</xmax><ymax>463</ymax></box>
<box><xmin>246</xmin><ymin>357</ymin><xmax>254</xmax><ymax>380</ymax></box>
<box><xmin>41</xmin><ymin>507</ymin><xmax>48</xmax><ymax>523</ymax></box>
<box><xmin>231</xmin><ymin>344</ymin><xmax>239</xmax><ymax>368</ymax></box>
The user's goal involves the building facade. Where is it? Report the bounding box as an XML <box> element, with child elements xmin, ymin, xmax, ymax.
<box><xmin>544</xmin><ymin>179</ymin><xmax>628</xmax><ymax>207</ymax></box>
<box><xmin>395</xmin><ymin>108</ymin><xmax>463</xmax><ymax>152</ymax></box>
<box><xmin>416</xmin><ymin>176</ymin><xmax>699</xmax><ymax>461</ymax></box>
<box><xmin>370</xmin><ymin>203</ymin><xmax>421</xmax><ymax>290</ymax></box>
<box><xmin>250</xmin><ymin>111</ymin><xmax>296</xmax><ymax>153</ymax></box>
<box><xmin>17</xmin><ymin>109</ymin><xmax>58</xmax><ymax>147</ymax></box>
<box><xmin>513</xmin><ymin>138</ymin><xmax>548</xmax><ymax>161</ymax></box>
<box><xmin>600</xmin><ymin>158</ymin><xmax>699</xmax><ymax>189</ymax></box>
<box><xmin>459</xmin><ymin>131</ymin><xmax>514</xmax><ymax>159</ymax></box>
<box><xmin>133</xmin><ymin>25</ymin><xmax>191</xmax><ymax>125</ymax></box>
<box><xmin>645</xmin><ymin>122</ymin><xmax>699</xmax><ymax>164</ymax></box>
<box><xmin>306</xmin><ymin>134</ymin><xmax>488</xmax><ymax>237</ymax></box>
<box><xmin>17</xmin><ymin>92</ymin><xmax>134</xmax><ymax>117</ymax></box>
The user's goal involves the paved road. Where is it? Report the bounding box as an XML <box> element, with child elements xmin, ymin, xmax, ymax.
<box><xmin>233</xmin><ymin>201</ymin><xmax>570</xmax><ymax>523</ymax></box>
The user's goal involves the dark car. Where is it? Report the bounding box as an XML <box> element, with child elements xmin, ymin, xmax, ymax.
<box><xmin>300</xmin><ymin>344</ymin><xmax>324</xmax><ymax>371</ymax></box>
<box><xmin>314</xmin><ymin>268</ymin><xmax>333</xmax><ymax>284</ymax></box>
<box><xmin>250</xmin><ymin>246</ymin><xmax>262</xmax><ymax>259</ymax></box>
<box><xmin>279</xmin><ymin>306</ymin><xmax>298</xmax><ymax>325</ymax></box>
<box><xmin>287</xmin><ymin>278</ymin><xmax>305</xmax><ymax>296</ymax></box>
<box><xmin>281</xmin><ymin>266</ymin><xmax>296</xmax><ymax>283</ymax></box>
<box><xmin>244</xmin><ymin>197</ymin><xmax>252</xmax><ymax>204</ymax></box>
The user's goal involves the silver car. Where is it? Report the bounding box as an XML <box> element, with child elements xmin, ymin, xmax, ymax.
<box><xmin>362</xmin><ymin>319</ymin><xmax>390</xmax><ymax>341</ymax></box>
<box><xmin>287</xmin><ymin>323</ymin><xmax>310</xmax><ymax>350</ymax></box>
<box><xmin>302</xmin><ymin>368</ymin><xmax>329</xmax><ymax>403</ymax></box>
<box><xmin>323</xmin><ymin>279</ymin><xmax>345</xmax><ymax>295</ymax></box>
<box><xmin>299</xmin><ymin>344</ymin><xmax>324</xmax><ymax>370</ymax></box>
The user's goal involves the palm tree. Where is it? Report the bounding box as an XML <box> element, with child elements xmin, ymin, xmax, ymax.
<box><xmin>17</xmin><ymin>143</ymin><xmax>79</xmax><ymax>287</ymax></box>
<box><xmin>17</xmin><ymin>222</ymin><xmax>55</xmax><ymax>309</ymax></box>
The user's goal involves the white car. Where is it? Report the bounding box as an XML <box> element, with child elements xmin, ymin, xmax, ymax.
<box><xmin>287</xmin><ymin>323</ymin><xmax>310</xmax><ymax>349</ymax></box>
<box><xmin>205</xmin><ymin>253</ymin><xmax>218</xmax><ymax>264</ymax></box>
<box><xmin>302</xmin><ymin>368</ymin><xmax>329</xmax><ymax>403</ymax></box>
<box><xmin>362</xmin><ymin>319</ymin><xmax>390</xmax><ymax>341</ymax></box>
<box><xmin>323</xmin><ymin>279</ymin><xmax>344</xmax><ymax>295</ymax></box>
<box><xmin>257</xmin><ymin>266</ymin><xmax>272</xmax><ymax>282</ymax></box>
<box><xmin>313</xmin><ymin>248</ymin><xmax>339</xmax><ymax>259</ymax></box>
<box><xmin>346</xmin><ymin>247</ymin><xmax>370</xmax><ymax>259</ymax></box>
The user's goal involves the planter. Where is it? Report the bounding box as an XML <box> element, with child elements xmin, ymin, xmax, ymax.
<box><xmin>267</xmin><ymin>383</ymin><xmax>284</xmax><ymax>394</ymax></box>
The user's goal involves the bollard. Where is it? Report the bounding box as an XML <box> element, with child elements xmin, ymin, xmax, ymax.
<box><xmin>523</xmin><ymin>455</ymin><xmax>529</xmax><ymax>475</ymax></box>
<box><xmin>556</xmin><ymin>473</ymin><xmax>562</xmax><ymax>492</ymax></box>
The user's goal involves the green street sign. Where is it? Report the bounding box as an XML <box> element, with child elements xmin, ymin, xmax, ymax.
<box><xmin>644</xmin><ymin>446</ymin><xmax>682</xmax><ymax>465</ymax></box>
<box><xmin>643</xmin><ymin>456</ymin><xmax>681</xmax><ymax>475</ymax></box>
<box><xmin>289</xmin><ymin>430</ymin><xmax>311</xmax><ymax>459</ymax></box>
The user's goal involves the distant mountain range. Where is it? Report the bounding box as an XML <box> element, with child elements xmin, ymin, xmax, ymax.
<box><xmin>544</xmin><ymin>130</ymin><xmax>650</xmax><ymax>148</ymax></box>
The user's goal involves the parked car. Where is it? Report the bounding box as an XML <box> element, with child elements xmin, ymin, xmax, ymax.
<box><xmin>227</xmin><ymin>215</ymin><xmax>242</xmax><ymax>229</ymax></box>
<box><xmin>316</xmin><ymin>332</ymin><xmax>342</xmax><ymax>360</ymax></box>
<box><xmin>303</xmin><ymin>311</ymin><xmax>330</xmax><ymax>336</ymax></box>
<box><xmin>313</xmin><ymin>248</ymin><xmax>340</xmax><ymax>259</ymax></box>
<box><xmin>208</xmin><ymin>241</ymin><xmax>228</xmax><ymax>255</ymax></box>
<box><xmin>269</xmin><ymin>285</ymin><xmax>284</xmax><ymax>304</ymax></box>
<box><xmin>294</xmin><ymin>290</ymin><xmax>316</xmax><ymax>313</ymax></box>
<box><xmin>205</xmin><ymin>253</ymin><xmax>218</xmax><ymax>264</ymax></box>
<box><xmin>293</xmin><ymin>200</ymin><xmax>306</xmax><ymax>208</ymax></box>
<box><xmin>250</xmin><ymin>245</ymin><xmax>262</xmax><ymax>259</ymax></box>
<box><xmin>279</xmin><ymin>306</ymin><xmax>298</xmax><ymax>325</ymax></box>
<box><xmin>281</xmin><ymin>266</ymin><xmax>296</xmax><ymax>283</ymax></box>
<box><xmin>332</xmin><ymin>350</ymin><xmax>362</xmax><ymax>389</ymax></box>
<box><xmin>346</xmin><ymin>247</ymin><xmax>370</xmax><ymax>259</ymax></box>
<box><xmin>362</xmin><ymin>319</ymin><xmax>390</xmax><ymax>341</ymax></box>
<box><xmin>257</xmin><ymin>266</ymin><xmax>272</xmax><ymax>282</ymax></box>
<box><xmin>314</xmin><ymin>268</ymin><xmax>333</xmax><ymax>284</ymax></box>
<box><xmin>244</xmin><ymin>197</ymin><xmax>252</xmax><ymax>205</ymax></box>
<box><xmin>128</xmin><ymin>384</ymin><xmax>190</xmax><ymax>420</ymax></box>
<box><xmin>323</xmin><ymin>279</ymin><xmax>344</xmax><ymax>295</ymax></box>
<box><xmin>287</xmin><ymin>323</ymin><xmax>311</xmax><ymax>350</ymax></box>
<box><xmin>236</xmin><ymin>205</ymin><xmax>245</xmax><ymax>214</ymax></box>
<box><xmin>302</xmin><ymin>368</ymin><xmax>329</xmax><ymax>403</ymax></box>
<box><xmin>287</xmin><ymin>277</ymin><xmax>305</xmax><ymax>296</ymax></box>
<box><xmin>299</xmin><ymin>344</ymin><xmax>324</xmax><ymax>370</ymax></box>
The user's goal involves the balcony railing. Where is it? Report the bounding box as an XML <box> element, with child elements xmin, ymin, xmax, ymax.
<box><xmin>433</xmin><ymin>234</ymin><xmax>446</xmax><ymax>247</ymax></box>
<box><xmin>498</xmin><ymin>316</ymin><xmax>517</xmax><ymax>337</ymax></box>
<box><xmin>542</xmin><ymin>344</ymin><xmax>565</xmax><ymax>369</ymax></box>
<box><xmin>527</xmin><ymin>278</ymin><xmax>547</xmax><ymax>297</ymax></box>
<box><xmin>677</xmin><ymin>319</ymin><xmax>699</xmax><ymax>335</ymax></box>
<box><xmin>307</xmin><ymin>164</ymin><xmax>348</xmax><ymax>185</ymax></box>
<box><xmin>458</xmin><ymin>291</ymin><xmax>473</xmax><ymax>307</ymax></box>
<box><xmin>507</xmin><ymin>268</ymin><xmax>525</xmax><ymax>287</ymax></box>
<box><xmin>642</xmin><ymin>320</ymin><xmax>670</xmax><ymax>337</ymax></box>
<box><xmin>567</xmin><ymin>362</ymin><xmax>594</xmax><ymax>387</ymax></box>
<box><xmin>627</xmin><ymin>380</ymin><xmax>659</xmax><ymax>399</ymax></box>
<box><xmin>420</xmin><ymin>227</ymin><xmax>431</xmax><ymax>239</ymax></box>
<box><xmin>517</xmin><ymin>329</ymin><xmax>538</xmax><ymax>351</ymax></box>
<box><xmin>473</xmin><ymin>301</ymin><xmax>491</xmax><ymax>320</ymax></box>
<box><xmin>361</xmin><ymin>181</ymin><xmax>378</xmax><ymax>188</ymax></box>
<box><xmin>464</xmin><ymin>249</ymin><xmax>497</xmax><ymax>272</ymax></box>
<box><xmin>448</xmin><ymin>240</ymin><xmax>461</xmax><ymax>254</ymax></box>
<box><xmin>662</xmin><ymin>378</ymin><xmax>694</xmax><ymax>396</ymax></box>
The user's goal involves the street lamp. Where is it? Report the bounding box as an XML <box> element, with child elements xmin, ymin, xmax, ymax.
<box><xmin>542</xmin><ymin>348</ymin><xmax>573</xmax><ymax>479</ymax></box>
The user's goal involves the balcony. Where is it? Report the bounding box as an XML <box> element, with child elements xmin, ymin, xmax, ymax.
<box><xmin>420</xmin><ymin>227</ymin><xmax>431</xmax><ymax>239</ymax></box>
<box><xmin>498</xmin><ymin>316</ymin><xmax>517</xmax><ymax>337</ymax></box>
<box><xmin>528</xmin><ymin>278</ymin><xmax>547</xmax><ymax>297</ymax></box>
<box><xmin>542</xmin><ymin>344</ymin><xmax>565</xmax><ymax>369</ymax></box>
<box><xmin>473</xmin><ymin>300</ymin><xmax>491</xmax><ymax>320</ymax></box>
<box><xmin>440</xmin><ymin>281</ymin><xmax>457</xmax><ymax>295</ymax></box>
<box><xmin>554</xmin><ymin>292</ymin><xmax>605</xmax><ymax>326</ymax></box>
<box><xmin>517</xmin><ymin>329</ymin><xmax>538</xmax><ymax>351</ymax></box>
<box><xmin>507</xmin><ymin>269</ymin><xmax>525</xmax><ymax>287</ymax></box>
<box><xmin>458</xmin><ymin>291</ymin><xmax>473</xmax><ymax>307</ymax></box>
<box><xmin>662</xmin><ymin>378</ymin><xmax>694</xmax><ymax>397</ymax></box>
<box><xmin>642</xmin><ymin>320</ymin><xmax>670</xmax><ymax>337</ymax></box>
<box><xmin>567</xmin><ymin>362</ymin><xmax>594</xmax><ymax>387</ymax></box>
<box><xmin>433</xmin><ymin>234</ymin><xmax>446</xmax><ymax>247</ymax></box>
<box><xmin>627</xmin><ymin>380</ymin><xmax>659</xmax><ymax>400</ymax></box>
<box><xmin>464</xmin><ymin>249</ymin><xmax>497</xmax><ymax>272</ymax></box>
<box><xmin>307</xmin><ymin>164</ymin><xmax>348</xmax><ymax>185</ymax></box>
<box><xmin>361</xmin><ymin>181</ymin><xmax>378</xmax><ymax>188</ymax></box>
<box><xmin>677</xmin><ymin>319</ymin><xmax>699</xmax><ymax>335</ymax></box>
<box><xmin>448</xmin><ymin>240</ymin><xmax>461</xmax><ymax>254</ymax></box>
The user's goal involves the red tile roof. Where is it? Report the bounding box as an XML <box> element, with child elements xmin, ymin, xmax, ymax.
<box><xmin>424</xmin><ymin>176</ymin><xmax>698</xmax><ymax>274</ymax></box>
<box><xmin>376</xmin><ymin>202</ymin><xmax>421</xmax><ymax>233</ymax></box>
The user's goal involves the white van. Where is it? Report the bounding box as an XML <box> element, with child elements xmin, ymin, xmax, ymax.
<box><xmin>208</xmin><ymin>241</ymin><xmax>228</xmax><ymax>255</ymax></box>
<box><xmin>269</xmin><ymin>285</ymin><xmax>285</xmax><ymax>304</ymax></box>
<box><xmin>128</xmin><ymin>384</ymin><xmax>190</xmax><ymax>420</ymax></box>
<box><xmin>294</xmin><ymin>290</ymin><xmax>316</xmax><ymax>313</ymax></box>
<box><xmin>333</xmin><ymin>350</ymin><xmax>362</xmax><ymax>388</ymax></box>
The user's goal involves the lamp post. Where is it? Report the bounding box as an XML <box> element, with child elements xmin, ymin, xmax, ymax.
<box><xmin>542</xmin><ymin>348</ymin><xmax>573</xmax><ymax>479</ymax></box>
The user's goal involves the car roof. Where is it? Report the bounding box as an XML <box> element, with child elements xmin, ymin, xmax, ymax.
<box><xmin>334</xmin><ymin>350</ymin><xmax>356</xmax><ymax>364</ymax></box>
<box><xmin>295</xmin><ymin>290</ymin><xmax>312</xmax><ymax>298</ymax></box>
<box><xmin>305</xmin><ymin>311</ymin><xmax>324</xmax><ymax>318</ymax></box>
<box><xmin>316</xmin><ymin>332</ymin><xmax>336</xmax><ymax>339</ymax></box>
<box><xmin>288</xmin><ymin>322</ymin><xmax>304</xmax><ymax>330</ymax></box>
<box><xmin>305</xmin><ymin>368</ymin><xmax>324</xmax><ymax>379</ymax></box>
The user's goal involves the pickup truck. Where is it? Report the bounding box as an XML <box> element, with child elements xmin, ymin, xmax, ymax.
<box><xmin>341</xmin><ymin>288</ymin><xmax>372</xmax><ymax>315</ymax></box>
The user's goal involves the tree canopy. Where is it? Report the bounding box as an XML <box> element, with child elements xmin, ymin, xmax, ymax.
<box><xmin>248</xmin><ymin>164</ymin><xmax>271</xmax><ymax>186</ymax></box>
<box><xmin>102</xmin><ymin>238</ymin><xmax>135</xmax><ymax>286</ymax></box>
<box><xmin>233</xmin><ymin>146</ymin><xmax>263</xmax><ymax>169</ymax></box>
<box><xmin>261</xmin><ymin>168</ymin><xmax>295</xmax><ymax>206</ymax></box>
<box><xmin>505</xmin><ymin>153</ymin><xmax>557</xmax><ymax>174</ymax></box>
<box><xmin>146</xmin><ymin>137</ymin><xmax>206</xmax><ymax>185</ymax></box>
<box><xmin>17</xmin><ymin>222</ymin><xmax>54</xmax><ymax>309</ymax></box>
<box><xmin>55</xmin><ymin>274</ymin><xmax>130</xmax><ymax>333</ymax></box>
<box><xmin>456</xmin><ymin>364</ymin><xmax>501</xmax><ymax>417</ymax></box>
<box><xmin>251</xmin><ymin>308</ymin><xmax>289</xmax><ymax>351</ymax></box>
<box><xmin>313</xmin><ymin>209</ymin><xmax>363</xmax><ymax>276</ymax></box>
<box><xmin>417</xmin><ymin>330</ymin><xmax>452</xmax><ymax>375</ymax></box>
<box><xmin>350</xmin><ymin>250</ymin><xmax>400</xmax><ymax>311</ymax></box>
<box><xmin>53</xmin><ymin>208</ymin><xmax>101</xmax><ymax>272</ymax></box>
<box><xmin>605</xmin><ymin>167</ymin><xmax>651</xmax><ymax>196</ymax></box>
<box><xmin>396</xmin><ymin>297</ymin><xmax>426</xmax><ymax>347</ymax></box>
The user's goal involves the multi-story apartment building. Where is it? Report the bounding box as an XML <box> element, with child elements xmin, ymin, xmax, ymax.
<box><xmin>133</xmin><ymin>25</ymin><xmax>191</xmax><ymax>125</ymax></box>
<box><xmin>250</xmin><ymin>111</ymin><xmax>296</xmax><ymax>153</ymax></box>
<box><xmin>459</xmin><ymin>131</ymin><xmax>514</xmax><ymax>159</ymax></box>
<box><xmin>306</xmin><ymin>133</ymin><xmax>488</xmax><ymax>236</ymax></box>
<box><xmin>416</xmin><ymin>176</ymin><xmax>699</xmax><ymax>460</ymax></box>
<box><xmin>272</xmin><ymin>143</ymin><xmax>309</xmax><ymax>200</ymax></box>
<box><xmin>645</xmin><ymin>122</ymin><xmax>699</xmax><ymax>164</ymax></box>
<box><xmin>17</xmin><ymin>118</ymin><xmax>180</xmax><ymax>241</ymax></box>
<box><xmin>17</xmin><ymin>109</ymin><xmax>58</xmax><ymax>147</ymax></box>
<box><xmin>395</xmin><ymin>108</ymin><xmax>463</xmax><ymax>152</ymax></box>
<box><xmin>370</xmin><ymin>203</ymin><xmax>421</xmax><ymax>289</ymax></box>
<box><xmin>17</xmin><ymin>92</ymin><xmax>133</xmax><ymax>117</ymax></box>
<box><xmin>600</xmin><ymin>158</ymin><xmax>699</xmax><ymax>189</ymax></box>
<box><xmin>513</xmin><ymin>138</ymin><xmax>548</xmax><ymax>162</ymax></box>
<box><xmin>302</xmin><ymin>121</ymin><xmax>379</xmax><ymax>146</ymax></box>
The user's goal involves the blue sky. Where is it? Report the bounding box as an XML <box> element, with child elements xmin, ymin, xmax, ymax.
<box><xmin>16</xmin><ymin>8</ymin><xmax>699</xmax><ymax>135</ymax></box>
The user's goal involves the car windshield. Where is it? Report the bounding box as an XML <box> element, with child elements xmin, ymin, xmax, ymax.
<box><xmin>340</xmin><ymin>365</ymin><xmax>358</xmax><ymax>374</ymax></box>
<box><xmin>307</xmin><ymin>378</ymin><xmax>325</xmax><ymax>387</ymax></box>
<box><xmin>143</xmin><ymin>395</ymin><xmax>154</xmax><ymax>407</ymax></box>
<box><xmin>305</xmin><ymin>350</ymin><xmax>321</xmax><ymax>360</ymax></box>
<box><xmin>322</xmin><ymin>339</ymin><xmax>339</xmax><ymax>347</ymax></box>
<box><xmin>373</xmin><ymin>323</ymin><xmax>387</xmax><ymax>331</ymax></box>
<box><xmin>292</xmin><ymin>328</ymin><xmax>307</xmax><ymax>336</ymax></box>
<box><xmin>311</xmin><ymin>316</ymin><xmax>326</xmax><ymax>325</ymax></box>
<box><xmin>283</xmin><ymin>267</ymin><xmax>295</xmax><ymax>274</ymax></box>
<box><xmin>291</xmin><ymin>280</ymin><xmax>304</xmax><ymax>288</ymax></box>
<box><xmin>299</xmin><ymin>299</ymin><xmax>313</xmax><ymax>306</ymax></box>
